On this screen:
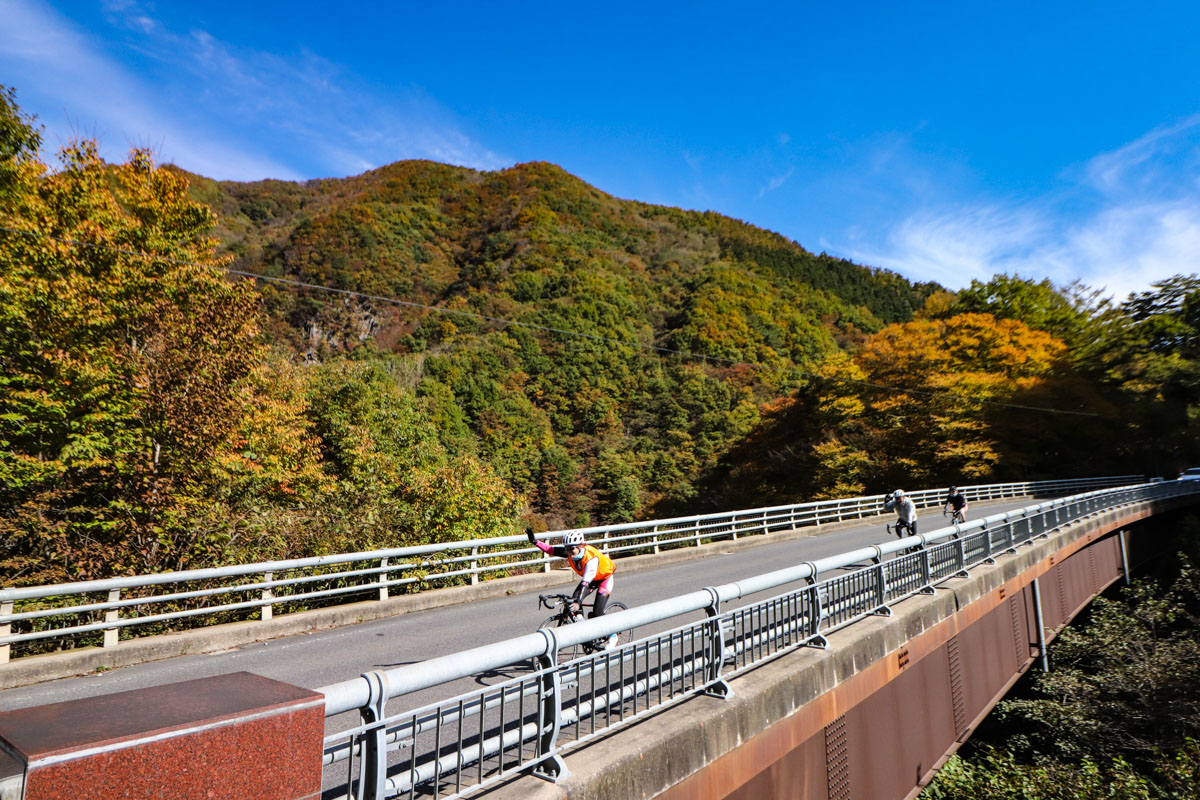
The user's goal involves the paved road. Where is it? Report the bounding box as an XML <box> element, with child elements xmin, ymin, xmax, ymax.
<box><xmin>0</xmin><ymin>497</ymin><xmax>1040</xmax><ymax>714</ymax></box>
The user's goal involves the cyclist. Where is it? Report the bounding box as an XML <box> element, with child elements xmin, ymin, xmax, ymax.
<box><xmin>527</xmin><ymin>528</ymin><xmax>620</xmax><ymax>649</ymax></box>
<box><xmin>884</xmin><ymin>489</ymin><xmax>919</xmax><ymax>537</ymax></box>
<box><xmin>943</xmin><ymin>486</ymin><xmax>968</xmax><ymax>523</ymax></box>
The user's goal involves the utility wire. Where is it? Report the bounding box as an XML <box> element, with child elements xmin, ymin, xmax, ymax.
<box><xmin>0</xmin><ymin>224</ymin><xmax>745</xmax><ymax>366</ymax></box>
<box><xmin>0</xmin><ymin>224</ymin><xmax>1100</xmax><ymax>417</ymax></box>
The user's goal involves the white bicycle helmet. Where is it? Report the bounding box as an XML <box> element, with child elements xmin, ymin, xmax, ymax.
<box><xmin>561</xmin><ymin>531</ymin><xmax>585</xmax><ymax>548</ymax></box>
<box><xmin>893</xmin><ymin>489</ymin><xmax>905</xmax><ymax>498</ymax></box>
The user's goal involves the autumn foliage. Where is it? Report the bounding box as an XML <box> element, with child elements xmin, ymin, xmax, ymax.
<box><xmin>1</xmin><ymin>83</ymin><xmax>1198</xmax><ymax>586</ymax></box>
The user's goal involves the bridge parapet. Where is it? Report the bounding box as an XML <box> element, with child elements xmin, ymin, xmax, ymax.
<box><xmin>1</xmin><ymin>481</ymin><xmax>1191</xmax><ymax>800</ymax></box>
<box><xmin>315</xmin><ymin>481</ymin><xmax>1197</xmax><ymax>800</ymax></box>
<box><xmin>477</xmin><ymin>496</ymin><xmax>1188</xmax><ymax>800</ymax></box>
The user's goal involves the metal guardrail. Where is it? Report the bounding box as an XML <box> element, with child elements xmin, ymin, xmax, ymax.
<box><xmin>0</xmin><ymin>475</ymin><xmax>1141</xmax><ymax>661</ymax></box>
<box><xmin>316</xmin><ymin>479</ymin><xmax>1197</xmax><ymax>800</ymax></box>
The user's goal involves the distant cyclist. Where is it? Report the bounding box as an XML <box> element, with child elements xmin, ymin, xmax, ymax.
<box><xmin>527</xmin><ymin>528</ymin><xmax>620</xmax><ymax>649</ymax></box>
<box><xmin>884</xmin><ymin>489</ymin><xmax>919</xmax><ymax>537</ymax></box>
<box><xmin>943</xmin><ymin>486</ymin><xmax>968</xmax><ymax>523</ymax></box>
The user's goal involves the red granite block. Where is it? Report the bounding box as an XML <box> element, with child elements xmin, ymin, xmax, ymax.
<box><xmin>0</xmin><ymin>672</ymin><xmax>325</xmax><ymax>800</ymax></box>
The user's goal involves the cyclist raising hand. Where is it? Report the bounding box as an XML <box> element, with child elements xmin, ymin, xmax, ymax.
<box><xmin>884</xmin><ymin>489</ymin><xmax>919</xmax><ymax>537</ymax></box>
<box><xmin>527</xmin><ymin>528</ymin><xmax>618</xmax><ymax>644</ymax></box>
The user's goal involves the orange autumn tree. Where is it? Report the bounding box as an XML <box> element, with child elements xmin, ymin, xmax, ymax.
<box><xmin>809</xmin><ymin>313</ymin><xmax>1068</xmax><ymax>496</ymax></box>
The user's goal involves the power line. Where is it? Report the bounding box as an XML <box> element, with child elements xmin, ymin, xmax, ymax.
<box><xmin>0</xmin><ymin>224</ymin><xmax>1100</xmax><ymax>417</ymax></box>
<box><xmin>0</xmin><ymin>224</ymin><xmax>745</xmax><ymax>367</ymax></box>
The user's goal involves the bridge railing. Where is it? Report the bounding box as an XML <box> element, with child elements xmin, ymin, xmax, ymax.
<box><xmin>0</xmin><ymin>475</ymin><xmax>1141</xmax><ymax>661</ymax></box>
<box><xmin>315</xmin><ymin>480</ymin><xmax>1197</xmax><ymax>800</ymax></box>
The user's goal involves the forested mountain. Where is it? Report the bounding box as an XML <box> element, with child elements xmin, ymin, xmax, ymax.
<box><xmin>180</xmin><ymin>159</ymin><xmax>939</xmax><ymax>525</ymax></box>
<box><xmin>3</xmin><ymin>83</ymin><xmax>1199</xmax><ymax>585</ymax></box>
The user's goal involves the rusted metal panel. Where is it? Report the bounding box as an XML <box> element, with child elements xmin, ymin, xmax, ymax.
<box><xmin>825</xmin><ymin>715</ymin><xmax>850</xmax><ymax>800</ymax></box>
<box><xmin>1038</xmin><ymin>560</ymin><xmax>1068</xmax><ymax>630</ymax></box>
<box><xmin>657</xmin><ymin>531</ymin><xmax>1140</xmax><ymax>800</ymax></box>
<box><xmin>1009</xmin><ymin>590</ymin><xmax>1031</xmax><ymax>667</ymax></box>
<box><xmin>848</xmin><ymin>638</ymin><xmax>957</xmax><ymax>800</ymax></box>
<box><xmin>722</xmin><ymin>727</ymin><xmax>828</xmax><ymax>800</ymax></box>
<box><xmin>1093</xmin><ymin>534</ymin><xmax>1121</xmax><ymax>582</ymax></box>
<box><xmin>953</xmin><ymin>594</ymin><xmax>1028</xmax><ymax>737</ymax></box>
<box><xmin>1060</xmin><ymin>545</ymin><xmax>1100</xmax><ymax>618</ymax></box>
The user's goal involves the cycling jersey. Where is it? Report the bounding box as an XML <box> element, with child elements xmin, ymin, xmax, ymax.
<box><xmin>946</xmin><ymin>492</ymin><xmax>967</xmax><ymax>511</ymax></box>
<box><xmin>532</xmin><ymin>540</ymin><xmax>617</xmax><ymax>598</ymax></box>
<box><xmin>569</xmin><ymin>545</ymin><xmax>615</xmax><ymax>583</ymax></box>
<box><xmin>886</xmin><ymin>496</ymin><xmax>918</xmax><ymax>523</ymax></box>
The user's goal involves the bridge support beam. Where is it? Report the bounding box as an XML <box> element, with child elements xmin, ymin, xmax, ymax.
<box><xmin>1031</xmin><ymin>577</ymin><xmax>1050</xmax><ymax>673</ymax></box>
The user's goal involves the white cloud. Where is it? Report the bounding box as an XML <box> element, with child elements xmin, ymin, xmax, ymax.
<box><xmin>0</xmin><ymin>0</ymin><xmax>509</xmax><ymax>180</ymax></box>
<box><xmin>758</xmin><ymin>167</ymin><xmax>795</xmax><ymax>197</ymax></box>
<box><xmin>0</xmin><ymin>0</ymin><xmax>303</xmax><ymax>179</ymax></box>
<box><xmin>830</xmin><ymin>117</ymin><xmax>1200</xmax><ymax>301</ymax></box>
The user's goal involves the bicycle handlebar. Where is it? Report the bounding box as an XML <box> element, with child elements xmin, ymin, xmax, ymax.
<box><xmin>538</xmin><ymin>593</ymin><xmax>572</xmax><ymax>609</ymax></box>
<box><xmin>539</xmin><ymin>592</ymin><xmax>591</xmax><ymax>610</ymax></box>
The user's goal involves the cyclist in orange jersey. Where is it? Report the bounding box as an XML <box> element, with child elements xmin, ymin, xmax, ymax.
<box><xmin>527</xmin><ymin>528</ymin><xmax>619</xmax><ymax>648</ymax></box>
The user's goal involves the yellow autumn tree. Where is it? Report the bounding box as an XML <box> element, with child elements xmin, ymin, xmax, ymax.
<box><xmin>810</xmin><ymin>313</ymin><xmax>1068</xmax><ymax>494</ymax></box>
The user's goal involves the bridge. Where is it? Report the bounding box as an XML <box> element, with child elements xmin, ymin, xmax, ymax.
<box><xmin>0</xmin><ymin>477</ymin><xmax>1195</xmax><ymax>800</ymax></box>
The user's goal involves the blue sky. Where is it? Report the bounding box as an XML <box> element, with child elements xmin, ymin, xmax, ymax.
<box><xmin>3</xmin><ymin>1</ymin><xmax>1200</xmax><ymax>300</ymax></box>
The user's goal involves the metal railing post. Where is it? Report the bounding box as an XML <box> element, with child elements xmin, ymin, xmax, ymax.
<box><xmin>652</xmin><ymin>525</ymin><xmax>661</xmax><ymax>554</ymax></box>
<box><xmin>470</xmin><ymin>548</ymin><xmax>479</xmax><ymax>586</ymax></box>
<box><xmin>919</xmin><ymin>548</ymin><xmax>936</xmax><ymax>594</ymax></box>
<box><xmin>261</xmin><ymin>573</ymin><xmax>273</xmax><ymax>621</ymax></box>
<box><xmin>378</xmin><ymin>558</ymin><xmax>389</xmax><ymax>601</ymax></box>
<box><xmin>806</xmin><ymin>574</ymin><xmax>828</xmax><ymax>648</ymax></box>
<box><xmin>701</xmin><ymin>588</ymin><xmax>732</xmax><ymax>698</ymax></box>
<box><xmin>873</xmin><ymin>563</ymin><xmax>891</xmax><ymax>616</ymax></box>
<box><xmin>359</xmin><ymin>670</ymin><xmax>390</xmax><ymax>800</ymax></box>
<box><xmin>532</xmin><ymin>632</ymin><xmax>570</xmax><ymax>782</ymax></box>
<box><xmin>103</xmin><ymin>588</ymin><xmax>120</xmax><ymax>648</ymax></box>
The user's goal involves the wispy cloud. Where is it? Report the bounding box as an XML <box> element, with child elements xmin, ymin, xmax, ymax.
<box><xmin>0</xmin><ymin>0</ymin><xmax>508</xmax><ymax>180</ymax></box>
<box><xmin>758</xmin><ymin>167</ymin><xmax>795</xmax><ymax>197</ymax></box>
<box><xmin>0</xmin><ymin>0</ymin><xmax>303</xmax><ymax>179</ymax></box>
<box><xmin>829</xmin><ymin>118</ymin><xmax>1200</xmax><ymax>300</ymax></box>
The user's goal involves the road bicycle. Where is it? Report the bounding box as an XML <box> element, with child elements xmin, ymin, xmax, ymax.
<box><xmin>537</xmin><ymin>593</ymin><xmax>633</xmax><ymax>663</ymax></box>
<box><xmin>943</xmin><ymin>506</ymin><xmax>966</xmax><ymax>524</ymax></box>
<box><xmin>886</xmin><ymin>519</ymin><xmax>916</xmax><ymax>539</ymax></box>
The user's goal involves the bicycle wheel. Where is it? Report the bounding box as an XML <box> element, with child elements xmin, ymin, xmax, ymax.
<box><xmin>602</xmin><ymin>602</ymin><xmax>634</xmax><ymax>650</ymax></box>
<box><xmin>540</xmin><ymin>614</ymin><xmax>583</xmax><ymax>663</ymax></box>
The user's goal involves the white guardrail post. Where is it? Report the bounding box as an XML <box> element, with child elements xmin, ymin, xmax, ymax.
<box><xmin>0</xmin><ymin>600</ymin><xmax>11</xmax><ymax>664</ymax></box>
<box><xmin>103</xmin><ymin>588</ymin><xmax>120</xmax><ymax>648</ymax></box>
<box><xmin>261</xmin><ymin>572</ymin><xmax>274</xmax><ymax>621</ymax></box>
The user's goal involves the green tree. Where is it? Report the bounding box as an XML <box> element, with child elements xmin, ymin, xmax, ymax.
<box><xmin>0</xmin><ymin>87</ymin><xmax>265</xmax><ymax>581</ymax></box>
<box><xmin>1075</xmin><ymin>275</ymin><xmax>1200</xmax><ymax>475</ymax></box>
<box><xmin>304</xmin><ymin>357</ymin><xmax>519</xmax><ymax>552</ymax></box>
<box><xmin>997</xmin><ymin>564</ymin><xmax>1200</xmax><ymax>766</ymax></box>
<box><xmin>947</xmin><ymin>273</ymin><xmax>1105</xmax><ymax>347</ymax></box>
